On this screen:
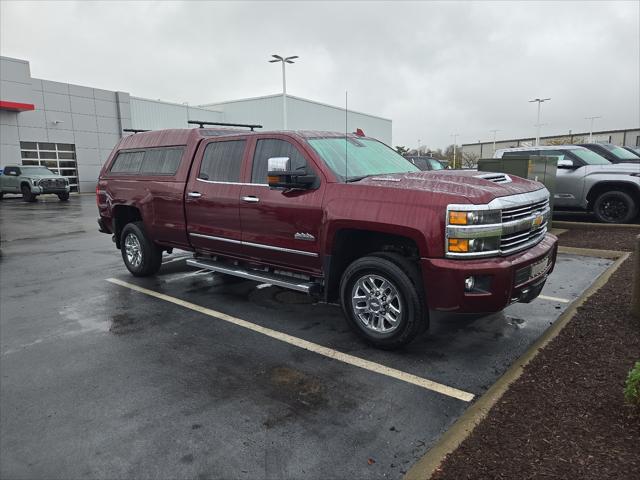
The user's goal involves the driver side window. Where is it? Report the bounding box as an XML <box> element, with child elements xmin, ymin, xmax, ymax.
<box><xmin>251</xmin><ymin>139</ymin><xmax>308</xmax><ymax>184</ymax></box>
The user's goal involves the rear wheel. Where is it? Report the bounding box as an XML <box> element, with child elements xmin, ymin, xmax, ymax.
<box><xmin>339</xmin><ymin>254</ymin><xmax>426</xmax><ymax>349</ymax></box>
<box><xmin>120</xmin><ymin>221</ymin><xmax>162</xmax><ymax>277</ymax></box>
<box><xmin>58</xmin><ymin>192</ymin><xmax>70</xmax><ymax>201</ymax></box>
<box><xmin>21</xmin><ymin>185</ymin><xmax>36</xmax><ymax>202</ymax></box>
<box><xmin>593</xmin><ymin>190</ymin><xmax>637</xmax><ymax>224</ymax></box>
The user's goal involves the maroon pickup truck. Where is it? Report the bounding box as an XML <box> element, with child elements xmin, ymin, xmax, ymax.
<box><xmin>97</xmin><ymin>127</ymin><xmax>558</xmax><ymax>349</ymax></box>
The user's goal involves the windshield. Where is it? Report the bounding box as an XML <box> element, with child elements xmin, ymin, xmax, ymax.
<box><xmin>307</xmin><ymin>137</ymin><xmax>419</xmax><ymax>181</ymax></box>
<box><xmin>22</xmin><ymin>167</ymin><xmax>55</xmax><ymax>175</ymax></box>
<box><xmin>569</xmin><ymin>148</ymin><xmax>610</xmax><ymax>165</ymax></box>
<box><xmin>428</xmin><ymin>158</ymin><xmax>445</xmax><ymax>170</ymax></box>
<box><xmin>603</xmin><ymin>144</ymin><xmax>640</xmax><ymax>160</ymax></box>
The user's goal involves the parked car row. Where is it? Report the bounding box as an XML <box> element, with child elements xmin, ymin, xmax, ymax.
<box><xmin>494</xmin><ymin>144</ymin><xmax>640</xmax><ymax>223</ymax></box>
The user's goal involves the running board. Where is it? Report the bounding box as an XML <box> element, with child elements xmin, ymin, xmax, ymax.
<box><xmin>186</xmin><ymin>258</ymin><xmax>321</xmax><ymax>294</ymax></box>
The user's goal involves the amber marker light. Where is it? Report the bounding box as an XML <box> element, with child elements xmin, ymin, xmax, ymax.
<box><xmin>448</xmin><ymin>211</ymin><xmax>468</xmax><ymax>225</ymax></box>
<box><xmin>448</xmin><ymin>238</ymin><xmax>469</xmax><ymax>252</ymax></box>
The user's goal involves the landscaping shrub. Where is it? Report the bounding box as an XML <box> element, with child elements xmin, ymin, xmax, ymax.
<box><xmin>624</xmin><ymin>361</ymin><xmax>640</xmax><ymax>407</ymax></box>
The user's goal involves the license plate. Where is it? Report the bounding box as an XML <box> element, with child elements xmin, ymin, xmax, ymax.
<box><xmin>530</xmin><ymin>255</ymin><xmax>550</xmax><ymax>279</ymax></box>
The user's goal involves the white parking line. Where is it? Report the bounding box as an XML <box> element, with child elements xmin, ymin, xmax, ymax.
<box><xmin>106</xmin><ymin>278</ymin><xmax>475</xmax><ymax>403</ymax></box>
<box><xmin>538</xmin><ymin>294</ymin><xmax>571</xmax><ymax>303</ymax></box>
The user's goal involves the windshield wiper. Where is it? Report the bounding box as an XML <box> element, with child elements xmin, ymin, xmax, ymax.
<box><xmin>345</xmin><ymin>174</ymin><xmax>375</xmax><ymax>183</ymax></box>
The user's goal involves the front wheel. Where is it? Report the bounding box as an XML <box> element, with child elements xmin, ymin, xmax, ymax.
<box><xmin>58</xmin><ymin>192</ymin><xmax>70</xmax><ymax>201</ymax></box>
<box><xmin>593</xmin><ymin>190</ymin><xmax>637</xmax><ymax>224</ymax></box>
<box><xmin>120</xmin><ymin>221</ymin><xmax>162</xmax><ymax>277</ymax></box>
<box><xmin>21</xmin><ymin>185</ymin><xmax>36</xmax><ymax>202</ymax></box>
<box><xmin>339</xmin><ymin>254</ymin><xmax>426</xmax><ymax>349</ymax></box>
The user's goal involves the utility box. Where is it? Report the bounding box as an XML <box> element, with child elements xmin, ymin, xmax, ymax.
<box><xmin>478</xmin><ymin>155</ymin><xmax>558</xmax><ymax>209</ymax></box>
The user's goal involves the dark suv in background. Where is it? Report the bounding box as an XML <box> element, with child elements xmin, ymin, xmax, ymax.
<box><xmin>578</xmin><ymin>143</ymin><xmax>640</xmax><ymax>163</ymax></box>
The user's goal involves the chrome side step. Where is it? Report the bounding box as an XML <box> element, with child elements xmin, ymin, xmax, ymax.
<box><xmin>186</xmin><ymin>258</ymin><xmax>321</xmax><ymax>294</ymax></box>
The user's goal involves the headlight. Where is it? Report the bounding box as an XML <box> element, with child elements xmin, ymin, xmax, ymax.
<box><xmin>448</xmin><ymin>209</ymin><xmax>501</xmax><ymax>225</ymax></box>
<box><xmin>447</xmin><ymin>236</ymin><xmax>500</xmax><ymax>254</ymax></box>
<box><xmin>446</xmin><ymin>207</ymin><xmax>502</xmax><ymax>257</ymax></box>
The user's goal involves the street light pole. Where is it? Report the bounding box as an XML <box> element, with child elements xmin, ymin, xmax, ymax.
<box><xmin>489</xmin><ymin>129</ymin><xmax>500</xmax><ymax>153</ymax></box>
<box><xmin>585</xmin><ymin>115</ymin><xmax>602</xmax><ymax>143</ymax></box>
<box><xmin>451</xmin><ymin>133</ymin><xmax>459</xmax><ymax>168</ymax></box>
<box><xmin>529</xmin><ymin>98</ymin><xmax>551</xmax><ymax>146</ymax></box>
<box><xmin>269</xmin><ymin>54</ymin><xmax>299</xmax><ymax>130</ymax></box>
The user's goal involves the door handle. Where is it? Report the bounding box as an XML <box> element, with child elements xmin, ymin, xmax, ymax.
<box><xmin>187</xmin><ymin>192</ymin><xmax>202</xmax><ymax>198</ymax></box>
<box><xmin>242</xmin><ymin>196</ymin><xmax>260</xmax><ymax>203</ymax></box>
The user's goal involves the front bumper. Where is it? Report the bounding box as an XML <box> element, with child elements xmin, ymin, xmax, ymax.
<box><xmin>421</xmin><ymin>233</ymin><xmax>558</xmax><ymax>313</ymax></box>
<box><xmin>32</xmin><ymin>185</ymin><xmax>70</xmax><ymax>194</ymax></box>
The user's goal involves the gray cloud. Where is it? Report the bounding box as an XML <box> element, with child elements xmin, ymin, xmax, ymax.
<box><xmin>1</xmin><ymin>0</ymin><xmax>638</xmax><ymax>149</ymax></box>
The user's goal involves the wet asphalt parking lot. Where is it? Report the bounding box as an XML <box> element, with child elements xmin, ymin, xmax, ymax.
<box><xmin>0</xmin><ymin>194</ymin><xmax>613</xmax><ymax>479</ymax></box>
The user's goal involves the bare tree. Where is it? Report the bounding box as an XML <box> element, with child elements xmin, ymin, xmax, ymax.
<box><xmin>462</xmin><ymin>151</ymin><xmax>480</xmax><ymax>168</ymax></box>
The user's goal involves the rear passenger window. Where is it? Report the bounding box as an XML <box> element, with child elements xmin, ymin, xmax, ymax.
<box><xmin>251</xmin><ymin>139</ymin><xmax>308</xmax><ymax>184</ymax></box>
<box><xmin>110</xmin><ymin>151</ymin><xmax>145</xmax><ymax>173</ymax></box>
<box><xmin>140</xmin><ymin>147</ymin><xmax>184</xmax><ymax>175</ymax></box>
<box><xmin>110</xmin><ymin>147</ymin><xmax>184</xmax><ymax>175</ymax></box>
<box><xmin>199</xmin><ymin>140</ymin><xmax>245</xmax><ymax>182</ymax></box>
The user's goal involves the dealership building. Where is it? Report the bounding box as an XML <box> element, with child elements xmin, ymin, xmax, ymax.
<box><xmin>0</xmin><ymin>56</ymin><xmax>392</xmax><ymax>193</ymax></box>
<box><xmin>462</xmin><ymin>127</ymin><xmax>640</xmax><ymax>159</ymax></box>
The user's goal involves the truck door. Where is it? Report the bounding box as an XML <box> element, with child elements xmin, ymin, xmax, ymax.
<box><xmin>551</xmin><ymin>150</ymin><xmax>586</xmax><ymax>208</ymax></box>
<box><xmin>3</xmin><ymin>166</ymin><xmax>20</xmax><ymax>192</ymax></box>
<box><xmin>240</xmin><ymin>137</ymin><xmax>324</xmax><ymax>273</ymax></box>
<box><xmin>185</xmin><ymin>138</ymin><xmax>247</xmax><ymax>257</ymax></box>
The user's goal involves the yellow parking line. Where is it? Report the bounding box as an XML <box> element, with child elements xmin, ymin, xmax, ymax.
<box><xmin>106</xmin><ymin>278</ymin><xmax>475</xmax><ymax>403</ymax></box>
<box><xmin>538</xmin><ymin>294</ymin><xmax>571</xmax><ymax>303</ymax></box>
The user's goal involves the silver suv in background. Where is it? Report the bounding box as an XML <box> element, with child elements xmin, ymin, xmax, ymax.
<box><xmin>494</xmin><ymin>145</ymin><xmax>640</xmax><ymax>223</ymax></box>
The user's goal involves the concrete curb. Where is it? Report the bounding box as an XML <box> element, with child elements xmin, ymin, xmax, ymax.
<box><xmin>405</xmin><ymin>248</ymin><xmax>630</xmax><ymax>480</ymax></box>
<box><xmin>552</xmin><ymin>220</ymin><xmax>640</xmax><ymax>229</ymax></box>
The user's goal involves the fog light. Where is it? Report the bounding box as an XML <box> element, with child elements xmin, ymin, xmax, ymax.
<box><xmin>464</xmin><ymin>276</ymin><xmax>475</xmax><ymax>291</ymax></box>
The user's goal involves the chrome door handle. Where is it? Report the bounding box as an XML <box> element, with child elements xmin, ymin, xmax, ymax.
<box><xmin>187</xmin><ymin>192</ymin><xmax>202</xmax><ymax>198</ymax></box>
<box><xmin>242</xmin><ymin>196</ymin><xmax>260</xmax><ymax>203</ymax></box>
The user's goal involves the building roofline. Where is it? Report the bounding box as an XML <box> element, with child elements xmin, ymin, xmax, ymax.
<box><xmin>462</xmin><ymin>127</ymin><xmax>640</xmax><ymax>147</ymax></box>
<box><xmin>131</xmin><ymin>96</ymin><xmax>223</xmax><ymax>113</ymax></box>
<box><xmin>199</xmin><ymin>93</ymin><xmax>392</xmax><ymax>122</ymax></box>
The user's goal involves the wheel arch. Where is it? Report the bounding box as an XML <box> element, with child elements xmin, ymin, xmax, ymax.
<box><xmin>112</xmin><ymin>205</ymin><xmax>143</xmax><ymax>249</ymax></box>
<box><xmin>586</xmin><ymin>181</ymin><xmax>640</xmax><ymax>211</ymax></box>
<box><xmin>323</xmin><ymin>227</ymin><xmax>422</xmax><ymax>303</ymax></box>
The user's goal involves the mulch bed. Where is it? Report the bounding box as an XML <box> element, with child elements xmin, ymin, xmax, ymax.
<box><xmin>431</xmin><ymin>227</ymin><xmax>640</xmax><ymax>480</ymax></box>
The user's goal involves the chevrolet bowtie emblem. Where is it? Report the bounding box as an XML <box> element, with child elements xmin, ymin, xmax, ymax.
<box><xmin>532</xmin><ymin>214</ymin><xmax>544</xmax><ymax>227</ymax></box>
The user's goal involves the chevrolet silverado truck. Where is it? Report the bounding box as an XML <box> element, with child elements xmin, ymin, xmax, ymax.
<box><xmin>97</xmin><ymin>127</ymin><xmax>558</xmax><ymax>349</ymax></box>
<box><xmin>1</xmin><ymin>165</ymin><xmax>70</xmax><ymax>202</ymax></box>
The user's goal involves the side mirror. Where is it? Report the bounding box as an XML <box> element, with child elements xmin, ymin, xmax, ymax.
<box><xmin>557</xmin><ymin>159</ymin><xmax>576</xmax><ymax>169</ymax></box>
<box><xmin>267</xmin><ymin>157</ymin><xmax>316</xmax><ymax>189</ymax></box>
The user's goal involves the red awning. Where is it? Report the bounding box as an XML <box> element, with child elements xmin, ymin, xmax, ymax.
<box><xmin>0</xmin><ymin>100</ymin><xmax>35</xmax><ymax>112</ymax></box>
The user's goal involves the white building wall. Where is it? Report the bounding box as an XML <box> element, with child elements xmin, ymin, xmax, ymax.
<box><xmin>201</xmin><ymin>94</ymin><xmax>393</xmax><ymax>145</ymax></box>
<box><xmin>130</xmin><ymin>97</ymin><xmax>223</xmax><ymax>131</ymax></box>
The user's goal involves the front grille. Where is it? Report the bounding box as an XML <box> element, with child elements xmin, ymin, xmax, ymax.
<box><xmin>499</xmin><ymin>198</ymin><xmax>549</xmax><ymax>255</ymax></box>
<box><xmin>39</xmin><ymin>179</ymin><xmax>65</xmax><ymax>188</ymax></box>
<box><xmin>501</xmin><ymin>199</ymin><xmax>549</xmax><ymax>222</ymax></box>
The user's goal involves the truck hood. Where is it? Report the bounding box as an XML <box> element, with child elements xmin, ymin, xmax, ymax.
<box><xmin>356</xmin><ymin>170</ymin><xmax>545</xmax><ymax>205</ymax></box>
<box><xmin>23</xmin><ymin>174</ymin><xmax>66</xmax><ymax>180</ymax></box>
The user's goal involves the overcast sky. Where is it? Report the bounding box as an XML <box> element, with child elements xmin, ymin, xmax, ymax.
<box><xmin>1</xmin><ymin>1</ymin><xmax>638</xmax><ymax>149</ymax></box>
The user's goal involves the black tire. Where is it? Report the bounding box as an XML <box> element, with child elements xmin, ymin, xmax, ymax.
<box><xmin>120</xmin><ymin>221</ymin><xmax>162</xmax><ymax>277</ymax></box>
<box><xmin>593</xmin><ymin>190</ymin><xmax>637</xmax><ymax>224</ymax></box>
<box><xmin>21</xmin><ymin>184</ymin><xmax>36</xmax><ymax>202</ymax></box>
<box><xmin>58</xmin><ymin>192</ymin><xmax>70</xmax><ymax>201</ymax></box>
<box><xmin>339</xmin><ymin>253</ymin><xmax>427</xmax><ymax>349</ymax></box>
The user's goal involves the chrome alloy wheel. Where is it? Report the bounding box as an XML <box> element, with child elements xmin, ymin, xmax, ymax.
<box><xmin>124</xmin><ymin>233</ymin><xmax>143</xmax><ymax>268</ymax></box>
<box><xmin>351</xmin><ymin>274</ymin><xmax>403</xmax><ymax>333</ymax></box>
